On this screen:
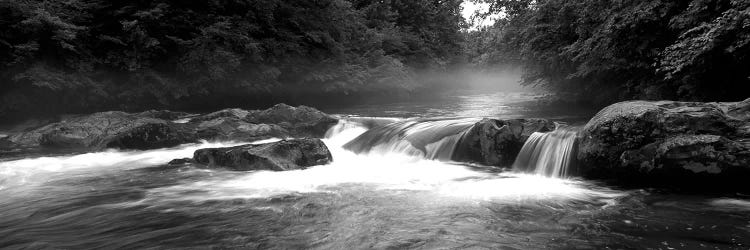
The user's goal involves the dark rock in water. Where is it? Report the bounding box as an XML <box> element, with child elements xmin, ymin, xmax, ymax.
<box><xmin>453</xmin><ymin>118</ymin><xmax>556</xmax><ymax>166</ymax></box>
<box><xmin>193</xmin><ymin>117</ymin><xmax>289</xmax><ymax>141</ymax></box>
<box><xmin>578</xmin><ymin>98</ymin><xmax>750</xmax><ymax>190</ymax></box>
<box><xmin>246</xmin><ymin>104</ymin><xmax>338</xmax><ymax>137</ymax></box>
<box><xmin>168</xmin><ymin>158</ymin><xmax>194</xmax><ymax>165</ymax></box>
<box><xmin>193</xmin><ymin>138</ymin><xmax>332</xmax><ymax>171</ymax></box>
<box><xmin>7</xmin><ymin>111</ymin><xmax>197</xmax><ymax>150</ymax></box>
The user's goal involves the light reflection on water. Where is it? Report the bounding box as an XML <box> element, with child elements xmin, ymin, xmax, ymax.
<box><xmin>322</xmin><ymin>92</ymin><xmax>595</xmax><ymax>123</ymax></box>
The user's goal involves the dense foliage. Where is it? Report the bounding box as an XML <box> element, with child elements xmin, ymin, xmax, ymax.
<box><xmin>474</xmin><ymin>0</ymin><xmax>750</xmax><ymax>104</ymax></box>
<box><xmin>0</xmin><ymin>0</ymin><xmax>465</xmax><ymax>119</ymax></box>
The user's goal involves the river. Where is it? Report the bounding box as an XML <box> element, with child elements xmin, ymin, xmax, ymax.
<box><xmin>0</xmin><ymin>92</ymin><xmax>748</xmax><ymax>249</ymax></box>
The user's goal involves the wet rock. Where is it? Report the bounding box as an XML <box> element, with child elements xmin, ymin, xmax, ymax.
<box><xmin>1</xmin><ymin>104</ymin><xmax>337</xmax><ymax>153</ymax></box>
<box><xmin>193</xmin><ymin>117</ymin><xmax>289</xmax><ymax>141</ymax></box>
<box><xmin>137</xmin><ymin>110</ymin><xmax>192</xmax><ymax>120</ymax></box>
<box><xmin>0</xmin><ymin>137</ymin><xmax>16</xmax><ymax>150</ymax></box>
<box><xmin>722</xmin><ymin>98</ymin><xmax>750</xmax><ymax>121</ymax></box>
<box><xmin>453</xmin><ymin>118</ymin><xmax>556</xmax><ymax>166</ymax></box>
<box><xmin>186</xmin><ymin>104</ymin><xmax>338</xmax><ymax>139</ymax></box>
<box><xmin>168</xmin><ymin>158</ymin><xmax>194</xmax><ymax>165</ymax></box>
<box><xmin>619</xmin><ymin>135</ymin><xmax>750</xmax><ymax>174</ymax></box>
<box><xmin>578</xmin><ymin>98</ymin><xmax>750</xmax><ymax>190</ymax></box>
<box><xmin>193</xmin><ymin>138</ymin><xmax>332</xmax><ymax>171</ymax></box>
<box><xmin>190</xmin><ymin>108</ymin><xmax>251</xmax><ymax>122</ymax></box>
<box><xmin>245</xmin><ymin>104</ymin><xmax>338</xmax><ymax>137</ymax></box>
<box><xmin>8</xmin><ymin>111</ymin><xmax>197</xmax><ymax>150</ymax></box>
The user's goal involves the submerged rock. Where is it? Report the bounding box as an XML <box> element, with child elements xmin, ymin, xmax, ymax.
<box><xmin>578</xmin><ymin>98</ymin><xmax>750</xmax><ymax>190</ymax></box>
<box><xmin>453</xmin><ymin>118</ymin><xmax>556</xmax><ymax>166</ymax></box>
<box><xmin>193</xmin><ymin>138</ymin><xmax>332</xmax><ymax>171</ymax></box>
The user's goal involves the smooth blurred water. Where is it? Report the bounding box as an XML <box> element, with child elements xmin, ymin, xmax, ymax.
<box><xmin>0</xmin><ymin>92</ymin><xmax>749</xmax><ymax>249</ymax></box>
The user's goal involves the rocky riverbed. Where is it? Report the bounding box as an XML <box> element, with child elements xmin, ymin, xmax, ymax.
<box><xmin>1</xmin><ymin>98</ymin><xmax>749</xmax><ymax>192</ymax></box>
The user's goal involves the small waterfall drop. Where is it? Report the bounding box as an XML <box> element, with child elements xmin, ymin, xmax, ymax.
<box><xmin>512</xmin><ymin>127</ymin><xmax>578</xmax><ymax>178</ymax></box>
<box><xmin>343</xmin><ymin>117</ymin><xmax>479</xmax><ymax>161</ymax></box>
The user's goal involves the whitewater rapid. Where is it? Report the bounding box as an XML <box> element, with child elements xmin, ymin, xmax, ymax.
<box><xmin>0</xmin><ymin>119</ymin><xmax>623</xmax><ymax>206</ymax></box>
<box><xmin>4</xmin><ymin>117</ymin><xmax>750</xmax><ymax>249</ymax></box>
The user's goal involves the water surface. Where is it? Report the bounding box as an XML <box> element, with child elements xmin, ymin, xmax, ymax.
<box><xmin>0</xmin><ymin>92</ymin><xmax>748</xmax><ymax>249</ymax></box>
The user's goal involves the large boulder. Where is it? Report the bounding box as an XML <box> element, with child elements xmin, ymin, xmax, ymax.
<box><xmin>5</xmin><ymin>111</ymin><xmax>197</xmax><ymax>150</ymax></box>
<box><xmin>193</xmin><ymin>138</ymin><xmax>333</xmax><ymax>171</ymax></box>
<box><xmin>0</xmin><ymin>104</ymin><xmax>338</xmax><ymax>153</ymax></box>
<box><xmin>245</xmin><ymin>104</ymin><xmax>338</xmax><ymax>137</ymax></box>
<box><xmin>453</xmin><ymin>118</ymin><xmax>556</xmax><ymax>166</ymax></box>
<box><xmin>185</xmin><ymin>104</ymin><xmax>338</xmax><ymax>139</ymax></box>
<box><xmin>578</xmin><ymin>98</ymin><xmax>750</xmax><ymax>190</ymax></box>
<box><xmin>193</xmin><ymin>117</ymin><xmax>289</xmax><ymax>141</ymax></box>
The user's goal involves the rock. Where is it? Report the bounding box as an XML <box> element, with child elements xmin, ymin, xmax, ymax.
<box><xmin>168</xmin><ymin>158</ymin><xmax>194</xmax><ymax>165</ymax></box>
<box><xmin>1</xmin><ymin>104</ymin><xmax>337</xmax><ymax>153</ymax></box>
<box><xmin>190</xmin><ymin>108</ymin><xmax>251</xmax><ymax>122</ymax></box>
<box><xmin>137</xmin><ymin>110</ymin><xmax>192</xmax><ymax>120</ymax></box>
<box><xmin>578</xmin><ymin>98</ymin><xmax>750</xmax><ymax>190</ymax></box>
<box><xmin>193</xmin><ymin>138</ymin><xmax>332</xmax><ymax>171</ymax></box>
<box><xmin>0</xmin><ymin>137</ymin><xmax>17</xmax><ymax>150</ymax></box>
<box><xmin>8</xmin><ymin>111</ymin><xmax>197</xmax><ymax>150</ymax></box>
<box><xmin>246</xmin><ymin>104</ymin><xmax>338</xmax><ymax>137</ymax></box>
<box><xmin>453</xmin><ymin>118</ymin><xmax>556</xmax><ymax>166</ymax></box>
<box><xmin>186</xmin><ymin>104</ymin><xmax>338</xmax><ymax>139</ymax></box>
<box><xmin>193</xmin><ymin>117</ymin><xmax>289</xmax><ymax>141</ymax></box>
<box><xmin>619</xmin><ymin>135</ymin><xmax>750</xmax><ymax>174</ymax></box>
<box><xmin>721</xmin><ymin>98</ymin><xmax>750</xmax><ymax>121</ymax></box>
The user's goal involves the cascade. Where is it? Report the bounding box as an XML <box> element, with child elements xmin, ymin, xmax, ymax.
<box><xmin>512</xmin><ymin>127</ymin><xmax>578</xmax><ymax>178</ymax></box>
<box><xmin>342</xmin><ymin>117</ymin><xmax>479</xmax><ymax>161</ymax></box>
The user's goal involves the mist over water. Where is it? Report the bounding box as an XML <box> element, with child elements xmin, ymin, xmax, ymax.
<box><xmin>0</xmin><ymin>93</ymin><xmax>749</xmax><ymax>249</ymax></box>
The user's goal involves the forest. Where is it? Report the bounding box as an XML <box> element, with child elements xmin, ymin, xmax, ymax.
<box><xmin>1</xmin><ymin>0</ymin><xmax>748</xmax><ymax>120</ymax></box>
<box><xmin>471</xmin><ymin>0</ymin><xmax>750</xmax><ymax>104</ymax></box>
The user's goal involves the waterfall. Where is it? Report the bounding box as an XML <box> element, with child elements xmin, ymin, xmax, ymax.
<box><xmin>342</xmin><ymin>117</ymin><xmax>479</xmax><ymax>161</ymax></box>
<box><xmin>512</xmin><ymin>127</ymin><xmax>578</xmax><ymax>178</ymax></box>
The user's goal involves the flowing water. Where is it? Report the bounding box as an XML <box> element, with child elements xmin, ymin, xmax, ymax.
<box><xmin>1</xmin><ymin>92</ymin><xmax>750</xmax><ymax>249</ymax></box>
<box><xmin>512</xmin><ymin>127</ymin><xmax>579</xmax><ymax>178</ymax></box>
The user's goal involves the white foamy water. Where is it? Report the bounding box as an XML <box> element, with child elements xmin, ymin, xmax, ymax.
<box><xmin>0</xmin><ymin>139</ymin><xmax>280</xmax><ymax>189</ymax></box>
<box><xmin>141</xmin><ymin>120</ymin><xmax>623</xmax><ymax>204</ymax></box>
<box><xmin>512</xmin><ymin>128</ymin><xmax>579</xmax><ymax>178</ymax></box>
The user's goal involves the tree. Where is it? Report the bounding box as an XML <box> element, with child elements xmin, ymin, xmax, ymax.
<box><xmin>473</xmin><ymin>0</ymin><xmax>750</xmax><ymax>104</ymax></box>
